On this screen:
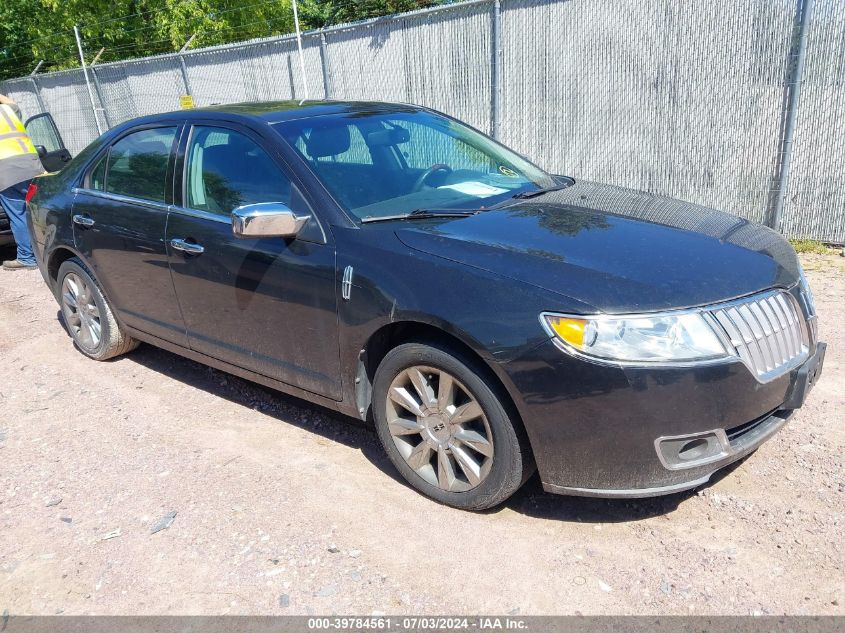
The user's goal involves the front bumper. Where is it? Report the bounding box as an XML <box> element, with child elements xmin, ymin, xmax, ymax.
<box><xmin>503</xmin><ymin>338</ymin><xmax>826</xmax><ymax>498</ymax></box>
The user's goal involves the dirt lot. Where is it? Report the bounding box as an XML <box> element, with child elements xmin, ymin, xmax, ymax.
<box><xmin>0</xmin><ymin>246</ymin><xmax>843</xmax><ymax>616</ymax></box>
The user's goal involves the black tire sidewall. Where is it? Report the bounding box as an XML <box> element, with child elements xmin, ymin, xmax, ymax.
<box><xmin>57</xmin><ymin>259</ymin><xmax>114</xmax><ymax>359</ymax></box>
<box><xmin>372</xmin><ymin>342</ymin><xmax>526</xmax><ymax>510</ymax></box>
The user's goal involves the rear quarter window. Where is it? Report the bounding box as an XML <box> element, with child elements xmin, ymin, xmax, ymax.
<box><xmin>88</xmin><ymin>153</ymin><xmax>107</xmax><ymax>191</ymax></box>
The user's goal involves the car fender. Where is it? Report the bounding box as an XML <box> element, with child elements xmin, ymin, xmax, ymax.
<box><xmin>332</xmin><ymin>226</ymin><xmax>592</xmax><ymax>421</ymax></box>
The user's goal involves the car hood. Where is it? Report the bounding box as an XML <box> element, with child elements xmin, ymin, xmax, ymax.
<box><xmin>394</xmin><ymin>180</ymin><xmax>801</xmax><ymax>313</ymax></box>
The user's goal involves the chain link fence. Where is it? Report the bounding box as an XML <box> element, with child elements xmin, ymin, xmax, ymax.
<box><xmin>782</xmin><ymin>0</ymin><xmax>845</xmax><ymax>241</ymax></box>
<box><xmin>2</xmin><ymin>0</ymin><xmax>844</xmax><ymax>242</ymax></box>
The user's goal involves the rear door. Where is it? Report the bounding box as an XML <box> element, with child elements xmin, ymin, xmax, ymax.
<box><xmin>24</xmin><ymin>113</ymin><xmax>72</xmax><ymax>172</ymax></box>
<box><xmin>72</xmin><ymin>123</ymin><xmax>188</xmax><ymax>346</ymax></box>
<box><xmin>166</xmin><ymin>122</ymin><xmax>341</xmax><ymax>399</ymax></box>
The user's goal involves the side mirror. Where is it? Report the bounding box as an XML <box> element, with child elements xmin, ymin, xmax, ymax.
<box><xmin>35</xmin><ymin>145</ymin><xmax>47</xmax><ymax>159</ymax></box>
<box><xmin>231</xmin><ymin>202</ymin><xmax>310</xmax><ymax>239</ymax></box>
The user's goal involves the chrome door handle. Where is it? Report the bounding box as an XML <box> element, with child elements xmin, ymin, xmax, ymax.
<box><xmin>72</xmin><ymin>214</ymin><xmax>95</xmax><ymax>227</ymax></box>
<box><xmin>170</xmin><ymin>238</ymin><xmax>204</xmax><ymax>255</ymax></box>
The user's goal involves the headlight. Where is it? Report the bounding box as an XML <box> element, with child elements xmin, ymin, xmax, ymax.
<box><xmin>540</xmin><ymin>311</ymin><xmax>729</xmax><ymax>364</ymax></box>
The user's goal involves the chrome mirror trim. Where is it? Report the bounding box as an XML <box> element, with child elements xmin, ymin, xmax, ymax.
<box><xmin>231</xmin><ymin>202</ymin><xmax>310</xmax><ymax>238</ymax></box>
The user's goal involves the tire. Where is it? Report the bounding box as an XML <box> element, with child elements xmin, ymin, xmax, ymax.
<box><xmin>372</xmin><ymin>341</ymin><xmax>533</xmax><ymax>511</ymax></box>
<box><xmin>57</xmin><ymin>257</ymin><xmax>139</xmax><ymax>361</ymax></box>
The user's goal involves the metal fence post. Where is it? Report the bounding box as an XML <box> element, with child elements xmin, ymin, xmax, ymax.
<box><xmin>89</xmin><ymin>66</ymin><xmax>112</xmax><ymax>129</ymax></box>
<box><xmin>74</xmin><ymin>25</ymin><xmax>104</xmax><ymax>135</ymax></box>
<box><xmin>291</xmin><ymin>0</ymin><xmax>310</xmax><ymax>100</ymax></box>
<box><xmin>767</xmin><ymin>0</ymin><xmax>814</xmax><ymax>231</ymax></box>
<box><xmin>29</xmin><ymin>61</ymin><xmax>47</xmax><ymax>114</ymax></box>
<box><xmin>179</xmin><ymin>34</ymin><xmax>195</xmax><ymax>97</ymax></box>
<box><xmin>490</xmin><ymin>0</ymin><xmax>503</xmax><ymax>140</ymax></box>
<box><xmin>178</xmin><ymin>55</ymin><xmax>193</xmax><ymax>96</ymax></box>
<box><xmin>319</xmin><ymin>31</ymin><xmax>331</xmax><ymax>99</ymax></box>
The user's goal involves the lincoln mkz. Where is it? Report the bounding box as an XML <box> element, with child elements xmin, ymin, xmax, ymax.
<box><xmin>26</xmin><ymin>101</ymin><xmax>825</xmax><ymax>510</ymax></box>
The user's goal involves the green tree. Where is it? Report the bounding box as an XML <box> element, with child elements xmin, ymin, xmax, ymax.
<box><xmin>1</xmin><ymin>0</ymin><xmax>60</xmax><ymax>80</ymax></box>
<box><xmin>156</xmin><ymin>0</ymin><xmax>294</xmax><ymax>51</ymax></box>
<box><xmin>298</xmin><ymin>0</ymin><xmax>442</xmax><ymax>29</ymax></box>
<box><xmin>0</xmin><ymin>0</ymin><xmax>446</xmax><ymax>81</ymax></box>
<box><xmin>2</xmin><ymin>0</ymin><xmax>171</xmax><ymax>78</ymax></box>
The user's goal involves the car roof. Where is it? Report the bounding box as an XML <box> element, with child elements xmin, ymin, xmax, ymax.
<box><xmin>194</xmin><ymin>100</ymin><xmax>425</xmax><ymax>122</ymax></box>
<box><xmin>118</xmin><ymin>100</ymin><xmax>428</xmax><ymax>129</ymax></box>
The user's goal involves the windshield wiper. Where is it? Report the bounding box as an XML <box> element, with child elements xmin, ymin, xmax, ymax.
<box><xmin>511</xmin><ymin>183</ymin><xmax>569</xmax><ymax>200</ymax></box>
<box><xmin>360</xmin><ymin>208</ymin><xmax>478</xmax><ymax>223</ymax></box>
<box><xmin>510</xmin><ymin>183</ymin><xmax>572</xmax><ymax>200</ymax></box>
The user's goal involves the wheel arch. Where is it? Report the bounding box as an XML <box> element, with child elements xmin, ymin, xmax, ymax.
<box><xmin>47</xmin><ymin>245</ymin><xmax>87</xmax><ymax>295</ymax></box>
<box><xmin>356</xmin><ymin>320</ymin><xmax>530</xmax><ymax>453</ymax></box>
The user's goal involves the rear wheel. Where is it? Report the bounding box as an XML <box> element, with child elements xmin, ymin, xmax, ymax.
<box><xmin>58</xmin><ymin>258</ymin><xmax>138</xmax><ymax>360</ymax></box>
<box><xmin>372</xmin><ymin>342</ymin><xmax>532</xmax><ymax>510</ymax></box>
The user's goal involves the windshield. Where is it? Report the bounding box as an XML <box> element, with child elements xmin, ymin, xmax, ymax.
<box><xmin>273</xmin><ymin>108</ymin><xmax>556</xmax><ymax>221</ymax></box>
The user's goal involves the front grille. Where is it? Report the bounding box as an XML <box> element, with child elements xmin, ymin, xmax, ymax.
<box><xmin>709</xmin><ymin>291</ymin><xmax>808</xmax><ymax>381</ymax></box>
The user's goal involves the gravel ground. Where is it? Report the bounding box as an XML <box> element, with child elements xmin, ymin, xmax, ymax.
<box><xmin>0</xmin><ymin>246</ymin><xmax>842</xmax><ymax>616</ymax></box>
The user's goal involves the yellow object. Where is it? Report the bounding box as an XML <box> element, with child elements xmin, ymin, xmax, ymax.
<box><xmin>0</xmin><ymin>104</ymin><xmax>38</xmax><ymax>160</ymax></box>
<box><xmin>179</xmin><ymin>95</ymin><xmax>195</xmax><ymax>109</ymax></box>
<box><xmin>546</xmin><ymin>315</ymin><xmax>587</xmax><ymax>347</ymax></box>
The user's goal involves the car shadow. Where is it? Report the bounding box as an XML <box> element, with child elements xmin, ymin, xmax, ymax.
<box><xmin>108</xmin><ymin>334</ymin><xmax>407</xmax><ymax>486</ymax></box>
<box><xmin>56</xmin><ymin>311</ymin><xmax>745</xmax><ymax>523</ymax></box>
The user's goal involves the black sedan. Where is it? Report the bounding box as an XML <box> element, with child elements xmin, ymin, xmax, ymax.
<box><xmin>26</xmin><ymin>101</ymin><xmax>825</xmax><ymax>510</ymax></box>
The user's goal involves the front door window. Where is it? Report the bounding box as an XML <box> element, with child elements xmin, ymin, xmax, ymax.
<box><xmin>185</xmin><ymin>127</ymin><xmax>292</xmax><ymax>214</ymax></box>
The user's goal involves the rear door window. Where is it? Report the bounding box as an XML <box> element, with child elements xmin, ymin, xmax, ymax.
<box><xmin>106</xmin><ymin>127</ymin><xmax>177</xmax><ymax>203</ymax></box>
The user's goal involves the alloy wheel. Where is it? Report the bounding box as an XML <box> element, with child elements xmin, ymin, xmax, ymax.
<box><xmin>386</xmin><ymin>365</ymin><xmax>494</xmax><ymax>492</ymax></box>
<box><xmin>61</xmin><ymin>272</ymin><xmax>102</xmax><ymax>351</ymax></box>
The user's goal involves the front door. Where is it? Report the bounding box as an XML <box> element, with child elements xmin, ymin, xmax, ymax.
<box><xmin>166</xmin><ymin>123</ymin><xmax>341</xmax><ymax>399</ymax></box>
<box><xmin>72</xmin><ymin>124</ymin><xmax>188</xmax><ymax>346</ymax></box>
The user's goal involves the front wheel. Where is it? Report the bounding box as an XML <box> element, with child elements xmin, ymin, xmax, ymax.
<box><xmin>372</xmin><ymin>342</ymin><xmax>533</xmax><ymax>510</ymax></box>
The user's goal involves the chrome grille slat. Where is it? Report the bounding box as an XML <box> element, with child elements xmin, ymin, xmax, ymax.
<box><xmin>758</xmin><ymin>299</ymin><xmax>785</xmax><ymax>365</ymax></box>
<box><xmin>766</xmin><ymin>297</ymin><xmax>792</xmax><ymax>363</ymax></box>
<box><xmin>729</xmin><ymin>307</ymin><xmax>763</xmax><ymax>369</ymax></box>
<box><xmin>716</xmin><ymin>310</ymin><xmax>752</xmax><ymax>367</ymax></box>
<box><xmin>748</xmin><ymin>303</ymin><xmax>776</xmax><ymax>371</ymax></box>
<box><xmin>731</xmin><ymin>307</ymin><xmax>762</xmax><ymax>369</ymax></box>
<box><xmin>737</xmin><ymin>304</ymin><xmax>770</xmax><ymax>371</ymax></box>
<box><xmin>766</xmin><ymin>296</ymin><xmax>792</xmax><ymax>361</ymax></box>
<box><xmin>774</xmin><ymin>293</ymin><xmax>798</xmax><ymax>358</ymax></box>
<box><xmin>781</xmin><ymin>294</ymin><xmax>803</xmax><ymax>350</ymax></box>
<box><xmin>710</xmin><ymin>290</ymin><xmax>809</xmax><ymax>381</ymax></box>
